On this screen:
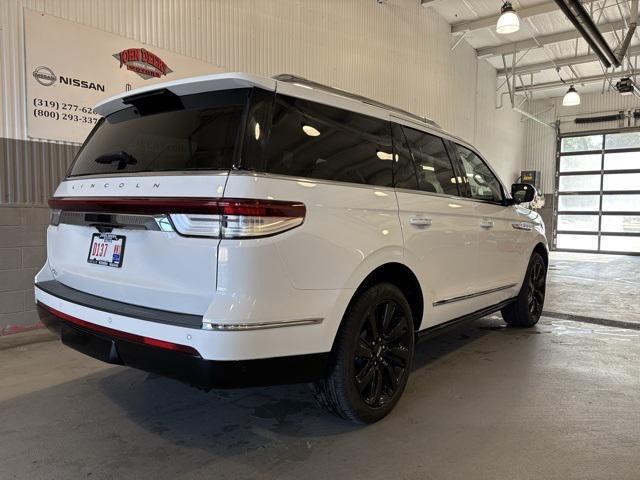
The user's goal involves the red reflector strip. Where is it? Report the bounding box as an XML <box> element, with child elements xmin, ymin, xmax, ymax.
<box><xmin>48</xmin><ymin>197</ymin><xmax>306</xmax><ymax>217</ymax></box>
<box><xmin>38</xmin><ymin>302</ymin><xmax>200</xmax><ymax>356</ymax></box>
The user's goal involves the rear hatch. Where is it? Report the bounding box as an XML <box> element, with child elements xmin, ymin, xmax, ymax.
<box><xmin>47</xmin><ymin>88</ymin><xmax>251</xmax><ymax>315</ymax></box>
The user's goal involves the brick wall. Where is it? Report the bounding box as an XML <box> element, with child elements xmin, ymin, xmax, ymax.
<box><xmin>0</xmin><ymin>136</ymin><xmax>77</xmax><ymax>335</ymax></box>
<box><xmin>0</xmin><ymin>205</ymin><xmax>50</xmax><ymax>334</ymax></box>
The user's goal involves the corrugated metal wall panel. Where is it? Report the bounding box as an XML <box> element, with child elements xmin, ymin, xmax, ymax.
<box><xmin>523</xmin><ymin>100</ymin><xmax>557</xmax><ymax>194</ymax></box>
<box><xmin>475</xmin><ymin>60</ymin><xmax>527</xmax><ymax>185</ymax></box>
<box><xmin>0</xmin><ymin>138</ymin><xmax>77</xmax><ymax>204</ymax></box>
<box><xmin>1</xmin><ymin>0</ymin><xmax>526</xmax><ymax>205</ymax></box>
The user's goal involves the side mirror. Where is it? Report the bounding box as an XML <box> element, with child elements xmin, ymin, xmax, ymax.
<box><xmin>510</xmin><ymin>183</ymin><xmax>537</xmax><ymax>204</ymax></box>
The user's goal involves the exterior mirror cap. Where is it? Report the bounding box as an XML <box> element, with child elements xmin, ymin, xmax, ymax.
<box><xmin>510</xmin><ymin>183</ymin><xmax>537</xmax><ymax>205</ymax></box>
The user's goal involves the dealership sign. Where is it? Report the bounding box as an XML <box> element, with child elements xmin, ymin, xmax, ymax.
<box><xmin>115</xmin><ymin>48</ymin><xmax>172</xmax><ymax>78</ymax></box>
<box><xmin>24</xmin><ymin>8</ymin><xmax>223</xmax><ymax>144</ymax></box>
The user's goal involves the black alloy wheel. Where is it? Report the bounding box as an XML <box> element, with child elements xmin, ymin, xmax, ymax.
<box><xmin>354</xmin><ymin>300</ymin><xmax>412</xmax><ymax>409</ymax></box>
<box><xmin>527</xmin><ymin>257</ymin><xmax>546</xmax><ymax>318</ymax></box>
<box><xmin>502</xmin><ymin>252</ymin><xmax>547</xmax><ymax>328</ymax></box>
<box><xmin>313</xmin><ymin>283</ymin><xmax>415</xmax><ymax>423</ymax></box>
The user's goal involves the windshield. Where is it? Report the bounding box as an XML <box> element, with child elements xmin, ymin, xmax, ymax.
<box><xmin>68</xmin><ymin>89</ymin><xmax>250</xmax><ymax>177</ymax></box>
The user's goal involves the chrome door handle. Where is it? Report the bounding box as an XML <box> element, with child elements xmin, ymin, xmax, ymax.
<box><xmin>409</xmin><ymin>217</ymin><xmax>432</xmax><ymax>228</ymax></box>
<box><xmin>480</xmin><ymin>218</ymin><xmax>494</xmax><ymax>229</ymax></box>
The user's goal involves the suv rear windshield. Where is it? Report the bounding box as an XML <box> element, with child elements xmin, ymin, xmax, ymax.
<box><xmin>68</xmin><ymin>89</ymin><xmax>249</xmax><ymax>177</ymax></box>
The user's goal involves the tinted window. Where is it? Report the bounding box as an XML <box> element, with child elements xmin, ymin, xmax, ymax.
<box><xmin>69</xmin><ymin>89</ymin><xmax>249</xmax><ymax>177</ymax></box>
<box><xmin>241</xmin><ymin>88</ymin><xmax>274</xmax><ymax>169</ymax></box>
<box><xmin>402</xmin><ymin>126</ymin><xmax>459</xmax><ymax>196</ymax></box>
<box><xmin>453</xmin><ymin>144</ymin><xmax>503</xmax><ymax>202</ymax></box>
<box><xmin>391</xmin><ymin>123</ymin><xmax>419</xmax><ymax>190</ymax></box>
<box><xmin>265</xmin><ymin>95</ymin><xmax>393</xmax><ymax>187</ymax></box>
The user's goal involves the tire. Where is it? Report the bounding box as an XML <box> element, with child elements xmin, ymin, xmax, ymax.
<box><xmin>501</xmin><ymin>252</ymin><xmax>547</xmax><ymax>328</ymax></box>
<box><xmin>313</xmin><ymin>283</ymin><xmax>415</xmax><ymax>424</ymax></box>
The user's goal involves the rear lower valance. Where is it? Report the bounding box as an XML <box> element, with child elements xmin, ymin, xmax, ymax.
<box><xmin>35</xmin><ymin>280</ymin><xmax>202</xmax><ymax>329</ymax></box>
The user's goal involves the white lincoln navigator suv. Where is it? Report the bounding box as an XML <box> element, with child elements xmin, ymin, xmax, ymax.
<box><xmin>35</xmin><ymin>73</ymin><xmax>547</xmax><ymax>423</ymax></box>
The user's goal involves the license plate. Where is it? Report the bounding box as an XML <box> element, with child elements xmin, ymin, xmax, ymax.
<box><xmin>87</xmin><ymin>233</ymin><xmax>126</xmax><ymax>268</ymax></box>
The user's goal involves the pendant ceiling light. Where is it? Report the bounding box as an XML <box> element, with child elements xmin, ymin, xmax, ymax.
<box><xmin>562</xmin><ymin>85</ymin><xmax>581</xmax><ymax>106</ymax></box>
<box><xmin>496</xmin><ymin>2</ymin><xmax>520</xmax><ymax>34</ymax></box>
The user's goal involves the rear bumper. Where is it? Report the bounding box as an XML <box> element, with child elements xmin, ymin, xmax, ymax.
<box><xmin>38</xmin><ymin>302</ymin><xmax>330</xmax><ymax>389</ymax></box>
<box><xmin>34</xmin><ymin>275</ymin><xmax>337</xmax><ymax>361</ymax></box>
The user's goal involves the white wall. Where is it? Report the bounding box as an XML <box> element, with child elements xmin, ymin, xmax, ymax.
<box><xmin>524</xmin><ymin>91</ymin><xmax>640</xmax><ymax>194</ymax></box>
<box><xmin>0</xmin><ymin>0</ymin><xmax>526</xmax><ymax>185</ymax></box>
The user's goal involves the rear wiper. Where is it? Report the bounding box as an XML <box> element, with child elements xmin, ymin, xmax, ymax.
<box><xmin>95</xmin><ymin>151</ymin><xmax>138</xmax><ymax>170</ymax></box>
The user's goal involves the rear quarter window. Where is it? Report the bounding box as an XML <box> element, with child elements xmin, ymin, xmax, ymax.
<box><xmin>264</xmin><ymin>95</ymin><xmax>393</xmax><ymax>187</ymax></box>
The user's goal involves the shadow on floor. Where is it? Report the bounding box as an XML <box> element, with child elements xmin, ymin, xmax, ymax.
<box><xmin>94</xmin><ymin>316</ymin><xmax>502</xmax><ymax>449</ymax></box>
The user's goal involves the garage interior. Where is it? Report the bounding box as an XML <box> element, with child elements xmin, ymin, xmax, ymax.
<box><xmin>1</xmin><ymin>1</ymin><xmax>639</xmax><ymax>479</ymax></box>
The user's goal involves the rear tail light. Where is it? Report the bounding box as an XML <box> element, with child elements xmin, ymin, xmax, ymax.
<box><xmin>48</xmin><ymin>197</ymin><xmax>306</xmax><ymax>239</ymax></box>
<box><xmin>170</xmin><ymin>199</ymin><xmax>305</xmax><ymax>238</ymax></box>
<box><xmin>50</xmin><ymin>209</ymin><xmax>62</xmax><ymax>226</ymax></box>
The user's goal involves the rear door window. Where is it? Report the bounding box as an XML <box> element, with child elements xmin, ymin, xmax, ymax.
<box><xmin>68</xmin><ymin>89</ymin><xmax>250</xmax><ymax>177</ymax></box>
<box><xmin>265</xmin><ymin>95</ymin><xmax>393</xmax><ymax>187</ymax></box>
<box><xmin>401</xmin><ymin>126</ymin><xmax>460</xmax><ymax>196</ymax></box>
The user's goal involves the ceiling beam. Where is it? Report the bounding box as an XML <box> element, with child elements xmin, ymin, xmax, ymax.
<box><xmin>497</xmin><ymin>45</ymin><xmax>640</xmax><ymax>76</ymax></box>
<box><xmin>514</xmin><ymin>70</ymin><xmax>633</xmax><ymax>93</ymax></box>
<box><xmin>451</xmin><ymin>1</ymin><xmax>560</xmax><ymax>33</ymax></box>
<box><xmin>477</xmin><ymin>19</ymin><xmax>626</xmax><ymax>57</ymax></box>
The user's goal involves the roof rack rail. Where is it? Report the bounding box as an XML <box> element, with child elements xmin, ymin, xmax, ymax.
<box><xmin>273</xmin><ymin>74</ymin><xmax>441</xmax><ymax>129</ymax></box>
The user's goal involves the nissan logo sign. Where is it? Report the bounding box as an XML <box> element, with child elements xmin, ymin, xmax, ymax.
<box><xmin>32</xmin><ymin>66</ymin><xmax>57</xmax><ymax>86</ymax></box>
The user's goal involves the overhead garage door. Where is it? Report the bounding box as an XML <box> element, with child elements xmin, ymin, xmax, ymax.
<box><xmin>556</xmin><ymin>131</ymin><xmax>640</xmax><ymax>255</ymax></box>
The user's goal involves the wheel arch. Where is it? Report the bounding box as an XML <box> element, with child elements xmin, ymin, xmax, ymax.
<box><xmin>344</xmin><ymin>262</ymin><xmax>424</xmax><ymax>333</ymax></box>
<box><xmin>532</xmin><ymin>242</ymin><xmax>549</xmax><ymax>267</ymax></box>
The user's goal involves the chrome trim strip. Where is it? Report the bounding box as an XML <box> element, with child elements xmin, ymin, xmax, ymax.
<box><xmin>202</xmin><ymin>317</ymin><xmax>324</xmax><ymax>331</ymax></box>
<box><xmin>433</xmin><ymin>284</ymin><xmax>517</xmax><ymax>307</ymax></box>
<box><xmin>393</xmin><ymin>187</ymin><xmax>506</xmax><ymax>206</ymax></box>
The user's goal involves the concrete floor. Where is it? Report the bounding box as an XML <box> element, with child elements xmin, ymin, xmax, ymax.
<box><xmin>1</xmin><ymin>315</ymin><xmax>639</xmax><ymax>480</ymax></box>
<box><xmin>545</xmin><ymin>252</ymin><xmax>640</xmax><ymax>326</ymax></box>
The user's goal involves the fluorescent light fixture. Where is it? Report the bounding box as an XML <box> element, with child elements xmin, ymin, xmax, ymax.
<box><xmin>562</xmin><ymin>85</ymin><xmax>581</xmax><ymax>106</ymax></box>
<box><xmin>376</xmin><ymin>151</ymin><xmax>394</xmax><ymax>160</ymax></box>
<box><xmin>302</xmin><ymin>125</ymin><xmax>321</xmax><ymax>136</ymax></box>
<box><xmin>422</xmin><ymin>165</ymin><xmax>435</xmax><ymax>171</ymax></box>
<box><xmin>254</xmin><ymin>122</ymin><xmax>261</xmax><ymax>140</ymax></box>
<box><xmin>496</xmin><ymin>2</ymin><xmax>520</xmax><ymax>34</ymax></box>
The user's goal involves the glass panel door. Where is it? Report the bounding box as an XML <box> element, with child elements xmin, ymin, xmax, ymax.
<box><xmin>556</xmin><ymin>132</ymin><xmax>640</xmax><ymax>254</ymax></box>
